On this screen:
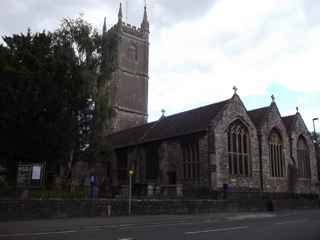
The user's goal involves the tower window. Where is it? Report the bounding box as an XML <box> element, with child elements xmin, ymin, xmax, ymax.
<box><xmin>128</xmin><ymin>44</ymin><xmax>138</xmax><ymax>61</ymax></box>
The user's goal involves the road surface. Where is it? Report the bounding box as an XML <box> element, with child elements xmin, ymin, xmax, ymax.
<box><xmin>0</xmin><ymin>209</ymin><xmax>320</xmax><ymax>240</ymax></box>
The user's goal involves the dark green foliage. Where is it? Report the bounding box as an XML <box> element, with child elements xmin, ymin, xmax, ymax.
<box><xmin>313</xmin><ymin>132</ymin><xmax>320</xmax><ymax>143</ymax></box>
<box><xmin>90</xmin><ymin>28</ymin><xmax>118</xmax><ymax>163</ymax></box>
<box><xmin>0</xmin><ymin>16</ymin><xmax>112</xmax><ymax>185</ymax></box>
<box><xmin>31</xmin><ymin>188</ymin><xmax>89</xmax><ymax>199</ymax></box>
<box><xmin>0</xmin><ymin>176</ymin><xmax>9</xmax><ymax>195</ymax></box>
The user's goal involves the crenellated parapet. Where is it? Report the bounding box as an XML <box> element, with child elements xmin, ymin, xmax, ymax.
<box><xmin>104</xmin><ymin>3</ymin><xmax>149</xmax><ymax>39</ymax></box>
<box><xmin>107</xmin><ymin>22</ymin><xmax>148</xmax><ymax>39</ymax></box>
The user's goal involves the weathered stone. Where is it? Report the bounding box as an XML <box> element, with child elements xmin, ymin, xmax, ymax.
<box><xmin>102</xmin><ymin>17</ymin><xmax>149</xmax><ymax>133</ymax></box>
<box><xmin>0</xmin><ymin>198</ymin><xmax>318</xmax><ymax>221</ymax></box>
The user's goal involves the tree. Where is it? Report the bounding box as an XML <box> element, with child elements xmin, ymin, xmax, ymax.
<box><xmin>313</xmin><ymin>132</ymin><xmax>320</xmax><ymax>143</ymax></box>
<box><xmin>0</xmin><ymin>16</ymin><xmax>112</xmax><ymax>186</ymax></box>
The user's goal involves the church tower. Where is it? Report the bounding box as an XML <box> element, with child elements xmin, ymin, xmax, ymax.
<box><xmin>102</xmin><ymin>3</ymin><xmax>149</xmax><ymax>133</ymax></box>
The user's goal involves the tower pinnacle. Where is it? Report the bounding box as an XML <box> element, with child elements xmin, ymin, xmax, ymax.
<box><xmin>118</xmin><ymin>2</ymin><xmax>123</xmax><ymax>23</ymax></box>
<box><xmin>103</xmin><ymin>17</ymin><xmax>107</xmax><ymax>34</ymax></box>
<box><xmin>141</xmin><ymin>3</ymin><xmax>149</xmax><ymax>32</ymax></box>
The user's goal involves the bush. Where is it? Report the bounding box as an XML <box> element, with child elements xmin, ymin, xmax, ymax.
<box><xmin>31</xmin><ymin>187</ymin><xmax>89</xmax><ymax>199</ymax></box>
<box><xmin>0</xmin><ymin>176</ymin><xmax>9</xmax><ymax>195</ymax></box>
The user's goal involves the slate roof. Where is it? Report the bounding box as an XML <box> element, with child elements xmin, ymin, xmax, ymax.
<box><xmin>247</xmin><ymin>106</ymin><xmax>270</xmax><ymax>128</ymax></box>
<box><xmin>282</xmin><ymin>114</ymin><xmax>296</xmax><ymax>133</ymax></box>
<box><xmin>248</xmin><ymin>105</ymin><xmax>298</xmax><ymax>132</ymax></box>
<box><xmin>108</xmin><ymin>99</ymin><xmax>230</xmax><ymax>148</ymax></box>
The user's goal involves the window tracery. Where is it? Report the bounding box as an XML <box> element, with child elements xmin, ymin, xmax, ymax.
<box><xmin>227</xmin><ymin>120</ymin><xmax>251</xmax><ymax>176</ymax></box>
<box><xmin>297</xmin><ymin>136</ymin><xmax>311</xmax><ymax>178</ymax></box>
<box><xmin>269</xmin><ymin>129</ymin><xmax>285</xmax><ymax>177</ymax></box>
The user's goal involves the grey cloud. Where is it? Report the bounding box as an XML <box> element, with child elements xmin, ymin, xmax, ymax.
<box><xmin>121</xmin><ymin>0</ymin><xmax>216</xmax><ymax>27</ymax></box>
<box><xmin>0</xmin><ymin>0</ymin><xmax>216</xmax><ymax>38</ymax></box>
<box><xmin>0</xmin><ymin>0</ymin><xmax>120</xmax><ymax>36</ymax></box>
<box><xmin>151</xmin><ymin>0</ymin><xmax>216</xmax><ymax>27</ymax></box>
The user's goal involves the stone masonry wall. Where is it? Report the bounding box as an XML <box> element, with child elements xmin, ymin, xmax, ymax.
<box><xmin>1</xmin><ymin>198</ymin><xmax>318</xmax><ymax>221</ymax></box>
<box><xmin>210</xmin><ymin>94</ymin><xmax>260</xmax><ymax>191</ymax></box>
<box><xmin>107</xmin><ymin>21</ymin><xmax>149</xmax><ymax>133</ymax></box>
<box><xmin>258</xmin><ymin>103</ymin><xmax>291</xmax><ymax>193</ymax></box>
<box><xmin>158</xmin><ymin>134</ymin><xmax>209</xmax><ymax>188</ymax></box>
<box><xmin>159</xmin><ymin>140</ymin><xmax>182</xmax><ymax>185</ymax></box>
<box><xmin>289</xmin><ymin>114</ymin><xmax>318</xmax><ymax>194</ymax></box>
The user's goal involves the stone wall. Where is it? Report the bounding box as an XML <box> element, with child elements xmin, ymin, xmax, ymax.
<box><xmin>153</xmin><ymin>134</ymin><xmax>209</xmax><ymax>189</ymax></box>
<box><xmin>210</xmin><ymin>94</ymin><xmax>260</xmax><ymax>191</ymax></box>
<box><xmin>159</xmin><ymin>140</ymin><xmax>182</xmax><ymax>185</ymax></box>
<box><xmin>258</xmin><ymin>103</ymin><xmax>291</xmax><ymax>193</ymax></box>
<box><xmin>288</xmin><ymin>114</ymin><xmax>318</xmax><ymax>194</ymax></box>
<box><xmin>316</xmin><ymin>143</ymin><xmax>320</xmax><ymax>181</ymax></box>
<box><xmin>0</xmin><ymin>198</ymin><xmax>318</xmax><ymax>221</ymax></box>
<box><xmin>107</xmin><ymin>20</ymin><xmax>149</xmax><ymax>133</ymax></box>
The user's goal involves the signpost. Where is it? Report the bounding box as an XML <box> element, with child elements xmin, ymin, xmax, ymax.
<box><xmin>17</xmin><ymin>163</ymin><xmax>45</xmax><ymax>187</ymax></box>
<box><xmin>128</xmin><ymin>169</ymin><xmax>134</xmax><ymax>215</ymax></box>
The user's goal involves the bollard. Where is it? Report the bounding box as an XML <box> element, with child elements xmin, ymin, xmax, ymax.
<box><xmin>107</xmin><ymin>205</ymin><xmax>111</xmax><ymax>217</ymax></box>
<box><xmin>147</xmin><ymin>184</ymin><xmax>154</xmax><ymax>197</ymax></box>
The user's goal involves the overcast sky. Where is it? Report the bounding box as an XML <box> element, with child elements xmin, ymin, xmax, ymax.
<box><xmin>1</xmin><ymin>0</ymin><xmax>319</xmax><ymax>131</ymax></box>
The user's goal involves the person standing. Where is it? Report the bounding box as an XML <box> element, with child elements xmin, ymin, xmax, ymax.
<box><xmin>90</xmin><ymin>174</ymin><xmax>97</xmax><ymax>199</ymax></box>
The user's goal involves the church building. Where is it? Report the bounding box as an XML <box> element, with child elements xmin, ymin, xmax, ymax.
<box><xmin>99</xmin><ymin>4</ymin><xmax>319</xmax><ymax>197</ymax></box>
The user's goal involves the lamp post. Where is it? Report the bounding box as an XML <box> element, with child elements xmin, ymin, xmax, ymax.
<box><xmin>312</xmin><ymin>118</ymin><xmax>319</xmax><ymax>142</ymax></box>
<box><xmin>128</xmin><ymin>169</ymin><xmax>134</xmax><ymax>215</ymax></box>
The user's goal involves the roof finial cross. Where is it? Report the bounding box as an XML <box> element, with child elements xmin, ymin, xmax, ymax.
<box><xmin>161</xmin><ymin>109</ymin><xmax>165</xmax><ymax>118</ymax></box>
<box><xmin>296</xmin><ymin>106</ymin><xmax>299</xmax><ymax>113</ymax></box>
<box><xmin>271</xmin><ymin>94</ymin><xmax>275</xmax><ymax>102</ymax></box>
<box><xmin>233</xmin><ymin>86</ymin><xmax>238</xmax><ymax>94</ymax></box>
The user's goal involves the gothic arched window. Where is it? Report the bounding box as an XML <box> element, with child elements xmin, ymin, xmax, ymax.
<box><xmin>269</xmin><ymin>129</ymin><xmax>285</xmax><ymax>177</ymax></box>
<box><xmin>297</xmin><ymin>136</ymin><xmax>311</xmax><ymax>178</ymax></box>
<box><xmin>227</xmin><ymin>120</ymin><xmax>251</xmax><ymax>176</ymax></box>
<box><xmin>181</xmin><ymin>135</ymin><xmax>200</xmax><ymax>183</ymax></box>
<box><xmin>145</xmin><ymin>143</ymin><xmax>159</xmax><ymax>180</ymax></box>
<box><xmin>116</xmin><ymin>148</ymin><xmax>128</xmax><ymax>184</ymax></box>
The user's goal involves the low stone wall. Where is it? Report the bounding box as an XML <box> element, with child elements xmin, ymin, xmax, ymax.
<box><xmin>0</xmin><ymin>198</ymin><xmax>319</xmax><ymax>221</ymax></box>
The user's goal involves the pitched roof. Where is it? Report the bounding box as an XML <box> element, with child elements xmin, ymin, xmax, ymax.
<box><xmin>282</xmin><ymin>114</ymin><xmax>296</xmax><ymax>133</ymax></box>
<box><xmin>108</xmin><ymin>99</ymin><xmax>229</xmax><ymax>148</ymax></box>
<box><xmin>247</xmin><ymin>106</ymin><xmax>270</xmax><ymax>128</ymax></box>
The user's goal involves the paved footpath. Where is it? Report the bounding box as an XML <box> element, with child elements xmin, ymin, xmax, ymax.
<box><xmin>0</xmin><ymin>209</ymin><xmax>319</xmax><ymax>240</ymax></box>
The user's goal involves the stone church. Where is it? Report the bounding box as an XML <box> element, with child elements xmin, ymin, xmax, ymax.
<box><xmin>96</xmin><ymin>4</ymin><xmax>319</xmax><ymax>197</ymax></box>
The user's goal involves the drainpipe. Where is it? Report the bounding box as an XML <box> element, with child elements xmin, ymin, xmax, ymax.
<box><xmin>207</xmin><ymin>125</ymin><xmax>212</xmax><ymax>190</ymax></box>
<box><xmin>258</xmin><ymin>133</ymin><xmax>264</xmax><ymax>192</ymax></box>
<box><xmin>289</xmin><ymin>136</ymin><xmax>295</xmax><ymax>166</ymax></box>
<box><xmin>288</xmin><ymin>136</ymin><xmax>296</xmax><ymax>194</ymax></box>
